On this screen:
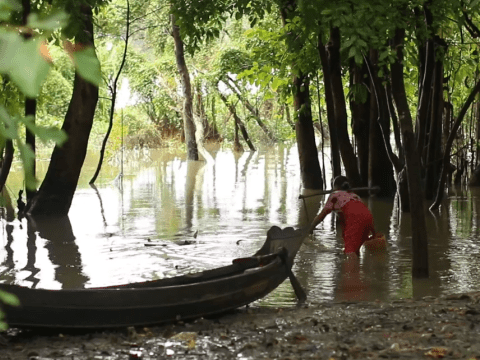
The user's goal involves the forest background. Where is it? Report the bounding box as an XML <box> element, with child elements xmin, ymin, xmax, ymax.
<box><xmin>1</xmin><ymin>0</ymin><xmax>480</xmax><ymax>317</ymax></box>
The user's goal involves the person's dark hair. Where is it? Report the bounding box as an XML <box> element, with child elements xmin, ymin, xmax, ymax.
<box><xmin>332</xmin><ymin>175</ymin><xmax>351</xmax><ymax>190</ymax></box>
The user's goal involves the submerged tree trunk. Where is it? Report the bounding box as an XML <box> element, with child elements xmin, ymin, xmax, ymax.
<box><xmin>0</xmin><ymin>140</ymin><xmax>14</xmax><ymax>193</ymax></box>
<box><xmin>280</xmin><ymin>1</ymin><xmax>323</xmax><ymax>189</ymax></box>
<box><xmin>224</xmin><ymin>76</ymin><xmax>277</xmax><ymax>142</ymax></box>
<box><xmin>26</xmin><ymin>5</ymin><xmax>99</xmax><ymax>216</ymax></box>
<box><xmin>349</xmin><ymin>60</ymin><xmax>370</xmax><ymax>186</ymax></box>
<box><xmin>293</xmin><ymin>73</ymin><xmax>323</xmax><ymax>189</ymax></box>
<box><xmin>415</xmin><ymin>4</ymin><xmax>435</xmax><ymax>158</ymax></box>
<box><xmin>424</xmin><ymin>38</ymin><xmax>445</xmax><ymax>199</ymax></box>
<box><xmin>431</xmin><ymin>79</ymin><xmax>480</xmax><ymax>209</ymax></box>
<box><xmin>326</xmin><ymin>27</ymin><xmax>361</xmax><ymax>187</ymax></box>
<box><xmin>318</xmin><ymin>34</ymin><xmax>341</xmax><ymax>179</ymax></box>
<box><xmin>367</xmin><ymin>50</ymin><xmax>395</xmax><ymax>197</ymax></box>
<box><xmin>171</xmin><ymin>13</ymin><xmax>198</xmax><ymax>161</ymax></box>
<box><xmin>219</xmin><ymin>93</ymin><xmax>255</xmax><ymax>151</ymax></box>
<box><xmin>391</xmin><ymin>28</ymin><xmax>429</xmax><ymax>278</ymax></box>
<box><xmin>23</xmin><ymin>0</ymin><xmax>37</xmax><ymax>201</ymax></box>
<box><xmin>192</xmin><ymin>83</ymin><xmax>214</xmax><ymax>163</ymax></box>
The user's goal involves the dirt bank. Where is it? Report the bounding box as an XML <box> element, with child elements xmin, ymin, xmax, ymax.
<box><xmin>2</xmin><ymin>292</ymin><xmax>480</xmax><ymax>359</ymax></box>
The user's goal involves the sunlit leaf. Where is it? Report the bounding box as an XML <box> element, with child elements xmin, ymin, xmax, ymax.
<box><xmin>72</xmin><ymin>47</ymin><xmax>102</xmax><ymax>87</ymax></box>
<box><xmin>0</xmin><ymin>32</ymin><xmax>21</xmax><ymax>73</ymax></box>
<box><xmin>27</xmin><ymin>12</ymin><xmax>68</xmax><ymax>31</ymax></box>
<box><xmin>0</xmin><ymin>289</ymin><xmax>19</xmax><ymax>306</ymax></box>
<box><xmin>22</xmin><ymin>115</ymin><xmax>67</xmax><ymax>145</ymax></box>
<box><xmin>9</xmin><ymin>38</ymin><xmax>51</xmax><ymax>98</ymax></box>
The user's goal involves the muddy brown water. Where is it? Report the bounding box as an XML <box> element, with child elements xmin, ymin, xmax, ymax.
<box><xmin>1</xmin><ymin>143</ymin><xmax>480</xmax><ymax>307</ymax></box>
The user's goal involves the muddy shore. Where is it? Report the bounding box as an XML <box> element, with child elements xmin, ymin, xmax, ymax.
<box><xmin>2</xmin><ymin>292</ymin><xmax>480</xmax><ymax>359</ymax></box>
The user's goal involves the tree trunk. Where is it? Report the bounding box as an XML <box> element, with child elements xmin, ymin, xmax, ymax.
<box><xmin>424</xmin><ymin>38</ymin><xmax>445</xmax><ymax>199</ymax></box>
<box><xmin>192</xmin><ymin>83</ymin><xmax>214</xmax><ymax>162</ymax></box>
<box><xmin>90</xmin><ymin>0</ymin><xmax>130</xmax><ymax>184</ymax></box>
<box><xmin>293</xmin><ymin>73</ymin><xmax>323</xmax><ymax>189</ymax></box>
<box><xmin>171</xmin><ymin>13</ymin><xmax>198</xmax><ymax>161</ymax></box>
<box><xmin>391</xmin><ymin>28</ymin><xmax>429</xmax><ymax>278</ymax></box>
<box><xmin>415</xmin><ymin>3</ymin><xmax>435</xmax><ymax>157</ymax></box>
<box><xmin>23</xmin><ymin>0</ymin><xmax>36</xmax><ymax>201</ymax></box>
<box><xmin>349</xmin><ymin>59</ymin><xmax>370</xmax><ymax>186</ymax></box>
<box><xmin>367</xmin><ymin>50</ymin><xmax>396</xmax><ymax>197</ymax></box>
<box><xmin>0</xmin><ymin>140</ymin><xmax>14</xmax><ymax>193</ymax></box>
<box><xmin>326</xmin><ymin>27</ymin><xmax>361</xmax><ymax>186</ymax></box>
<box><xmin>431</xmin><ymin>79</ymin><xmax>480</xmax><ymax>209</ymax></box>
<box><xmin>26</xmin><ymin>5</ymin><xmax>98</xmax><ymax>216</ymax></box>
<box><xmin>279</xmin><ymin>1</ymin><xmax>323</xmax><ymax>189</ymax></box>
<box><xmin>318</xmin><ymin>33</ymin><xmax>341</xmax><ymax>179</ymax></box>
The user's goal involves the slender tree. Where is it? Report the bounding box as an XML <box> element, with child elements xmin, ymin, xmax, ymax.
<box><xmin>27</xmin><ymin>4</ymin><xmax>100</xmax><ymax>215</ymax></box>
<box><xmin>90</xmin><ymin>0</ymin><xmax>131</xmax><ymax>185</ymax></box>
<box><xmin>171</xmin><ymin>12</ymin><xmax>198</xmax><ymax>161</ymax></box>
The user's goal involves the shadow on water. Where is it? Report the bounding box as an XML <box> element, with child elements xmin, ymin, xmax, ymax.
<box><xmin>26</xmin><ymin>216</ymin><xmax>89</xmax><ymax>289</ymax></box>
<box><xmin>2</xmin><ymin>145</ymin><xmax>480</xmax><ymax>306</ymax></box>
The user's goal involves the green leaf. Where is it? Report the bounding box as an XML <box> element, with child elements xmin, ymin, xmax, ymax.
<box><xmin>0</xmin><ymin>32</ymin><xmax>22</xmax><ymax>73</ymax></box>
<box><xmin>9</xmin><ymin>38</ymin><xmax>51</xmax><ymax>98</ymax></box>
<box><xmin>355</xmin><ymin>52</ymin><xmax>363</xmax><ymax>65</ymax></box>
<box><xmin>272</xmin><ymin>77</ymin><xmax>280</xmax><ymax>91</ymax></box>
<box><xmin>348</xmin><ymin>46</ymin><xmax>357</xmax><ymax>59</ymax></box>
<box><xmin>72</xmin><ymin>47</ymin><xmax>102</xmax><ymax>87</ymax></box>
<box><xmin>0</xmin><ymin>0</ymin><xmax>21</xmax><ymax>21</ymax></box>
<box><xmin>22</xmin><ymin>116</ymin><xmax>67</xmax><ymax>145</ymax></box>
<box><xmin>0</xmin><ymin>289</ymin><xmax>19</xmax><ymax>306</ymax></box>
<box><xmin>16</xmin><ymin>141</ymin><xmax>37</xmax><ymax>190</ymax></box>
<box><xmin>27</xmin><ymin>12</ymin><xmax>68</xmax><ymax>31</ymax></box>
<box><xmin>0</xmin><ymin>106</ymin><xmax>17</xmax><ymax>139</ymax></box>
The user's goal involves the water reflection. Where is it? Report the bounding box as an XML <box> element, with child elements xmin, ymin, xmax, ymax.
<box><xmin>1</xmin><ymin>145</ymin><xmax>480</xmax><ymax>306</ymax></box>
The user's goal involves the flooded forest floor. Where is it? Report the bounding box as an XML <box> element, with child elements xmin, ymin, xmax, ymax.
<box><xmin>2</xmin><ymin>292</ymin><xmax>480</xmax><ymax>359</ymax></box>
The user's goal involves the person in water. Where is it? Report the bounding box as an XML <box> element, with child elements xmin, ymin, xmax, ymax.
<box><xmin>309</xmin><ymin>175</ymin><xmax>376</xmax><ymax>256</ymax></box>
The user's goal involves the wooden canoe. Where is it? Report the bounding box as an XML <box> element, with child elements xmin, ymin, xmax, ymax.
<box><xmin>0</xmin><ymin>226</ymin><xmax>307</xmax><ymax>328</ymax></box>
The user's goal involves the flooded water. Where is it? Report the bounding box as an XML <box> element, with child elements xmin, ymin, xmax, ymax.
<box><xmin>1</xmin><ymin>143</ymin><xmax>480</xmax><ymax>307</ymax></box>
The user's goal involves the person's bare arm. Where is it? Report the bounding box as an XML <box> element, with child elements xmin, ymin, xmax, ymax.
<box><xmin>309</xmin><ymin>208</ymin><xmax>330</xmax><ymax>234</ymax></box>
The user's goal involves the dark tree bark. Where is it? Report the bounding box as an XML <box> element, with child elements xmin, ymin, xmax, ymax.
<box><xmin>23</xmin><ymin>0</ymin><xmax>37</xmax><ymax>201</ymax></box>
<box><xmin>326</xmin><ymin>27</ymin><xmax>361</xmax><ymax>187</ymax></box>
<box><xmin>292</xmin><ymin>73</ymin><xmax>323</xmax><ymax>189</ymax></box>
<box><xmin>349</xmin><ymin>60</ymin><xmax>370</xmax><ymax>186</ymax></box>
<box><xmin>424</xmin><ymin>38</ymin><xmax>445</xmax><ymax>199</ymax></box>
<box><xmin>385</xmin><ymin>81</ymin><xmax>403</xmax><ymax>159</ymax></box>
<box><xmin>26</xmin><ymin>5</ymin><xmax>98</xmax><ymax>216</ymax></box>
<box><xmin>391</xmin><ymin>28</ymin><xmax>429</xmax><ymax>278</ymax></box>
<box><xmin>367</xmin><ymin>50</ymin><xmax>396</xmax><ymax>197</ymax></box>
<box><xmin>415</xmin><ymin>3</ymin><xmax>435</xmax><ymax>157</ymax></box>
<box><xmin>171</xmin><ymin>13</ymin><xmax>198</xmax><ymax>161</ymax></box>
<box><xmin>318</xmin><ymin>33</ymin><xmax>341</xmax><ymax>179</ymax></box>
<box><xmin>0</xmin><ymin>140</ymin><xmax>14</xmax><ymax>193</ymax></box>
<box><xmin>279</xmin><ymin>1</ymin><xmax>323</xmax><ymax>189</ymax></box>
<box><xmin>90</xmin><ymin>0</ymin><xmax>130</xmax><ymax>184</ymax></box>
<box><xmin>363</xmin><ymin>52</ymin><xmax>406</xmax><ymax>207</ymax></box>
<box><xmin>431</xmin><ymin>79</ymin><xmax>480</xmax><ymax>209</ymax></box>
